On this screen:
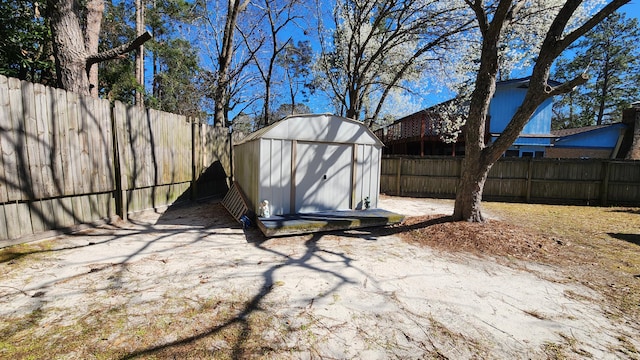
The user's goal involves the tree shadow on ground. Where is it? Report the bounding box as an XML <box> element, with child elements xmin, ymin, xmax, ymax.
<box><xmin>1</xmin><ymin>200</ymin><xmax>453</xmax><ymax>358</ymax></box>
<box><xmin>117</xmin><ymin>228</ymin><xmax>363</xmax><ymax>359</ymax></box>
<box><xmin>608</xmin><ymin>208</ymin><xmax>640</xmax><ymax>215</ymax></box>
<box><xmin>608</xmin><ymin>233</ymin><xmax>640</xmax><ymax>247</ymax></box>
<box><xmin>115</xmin><ymin>209</ymin><xmax>437</xmax><ymax>358</ymax></box>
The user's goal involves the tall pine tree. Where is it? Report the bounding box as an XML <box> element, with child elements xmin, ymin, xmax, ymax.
<box><xmin>553</xmin><ymin>11</ymin><xmax>640</xmax><ymax>129</ymax></box>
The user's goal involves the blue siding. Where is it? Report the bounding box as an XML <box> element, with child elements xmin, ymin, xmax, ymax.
<box><xmin>489</xmin><ymin>86</ymin><xmax>525</xmax><ymax>134</ymax></box>
<box><xmin>555</xmin><ymin>124</ymin><xmax>626</xmax><ymax>149</ymax></box>
<box><xmin>489</xmin><ymin>85</ymin><xmax>552</xmax><ymax>136</ymax></box>
<box><xmin>488</xmin><ymin>81</ymin><xmax>554</xmax><ymax>155</ymax></box>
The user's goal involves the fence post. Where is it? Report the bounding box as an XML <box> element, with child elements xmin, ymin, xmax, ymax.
<box><xmin>601</xmin><ymin>160</ymin><xmax>611</xmax><ymax>206</ymax></box>
<box><xmin>191</xmin><ymin>119</ymin><xmax>198</xmax><ymax>201</ymax></box>
<box><xmin>396</xmin><ymin>157</ymin><xmax>402</xmax><ymax>196</ymax></box>
<box><xmin>526</xmin><ymin>158</ymin><xmax>533</xmax><ymax>203</ymax></box>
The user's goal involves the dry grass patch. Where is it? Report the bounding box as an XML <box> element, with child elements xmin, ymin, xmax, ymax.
<box><xmin>0</xmin><ymin>294</ymin><xmax>292</xmax><ymax>359</ymax></box>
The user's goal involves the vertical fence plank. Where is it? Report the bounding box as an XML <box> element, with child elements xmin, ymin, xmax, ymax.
<box><xmin>66</xmin><ymin>91</ymin><xmax>82</xmax><ymax>196</ymax></box>
<box><xmin>113</xmin><ymin>101</ymin><xmax>127</xmax><ymax>220</ymax></box>
<box><xmin>601</xmin><ymin>161</ymin><xmax>610</xmax><ymax>206</ymax></box>
<box><xmin>0</xmin><ymin>75</ymin><xmax>10</xmax><ymax>203</ymax></box>
<box><xmin>0</xmin><ymin>205</ymin><xmax>7</xmax><ymax>239</ymax></box>
<box><xmin>22</xmin><ymin>80</ymin><xmax>44</xmax><ymax>200</ymax></box>
<box><xmin>48</xmin><ymin>86</ymin><xmax>64</xmax><ymax>199</ymax></box>
<box><xmin>526</xmin><ymin>158</ymin><xmax>533</xmax><ymax>203</ymax></box>
<box><xmin>6</xmin><ymin>77</ymin><xmax>26</xmax><ymax>202</ymax></box>
<box><xmin>396</xmin><ymin>158</ymin><xmax>402</xmax><ymax>195</ymax></box>
<box><xmin>53</xmin><ymin>88</ymin><xmax>72</xmax><ymax>196</ymax></box>
<box><xmin>191</xmin><ymin>120</ymin><xmax>199</xmax><ymax>200</ymax></box>
<box><xmin>77</xmin><ymin>95</ymin><xmax>92</xmax><ymax>194</ymax></box>
<box><xmin>34</xmin><ymin>83</ymin><xmax>55</xmax><ymax>199</ymax></box>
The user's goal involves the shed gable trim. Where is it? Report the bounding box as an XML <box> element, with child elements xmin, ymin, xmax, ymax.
<box><xmin>236</xmin><ymin>114</ymin><xmax>383</xmax><ymax>146</ymax></box>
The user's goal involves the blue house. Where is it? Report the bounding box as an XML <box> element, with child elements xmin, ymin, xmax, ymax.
<box><xmin>489</xmin><ymin>77</ymin><xmax>558</xmax><ymax>157</ymax></box>
<box><xmin>377</xmin><ymin>76</ymin><xmax>560</xmax><ymax>157</ymax></box>
<box><xmin>547</xmin><ymin>123</ymin><xmax>627</xmax><ymax>159</ymax></box>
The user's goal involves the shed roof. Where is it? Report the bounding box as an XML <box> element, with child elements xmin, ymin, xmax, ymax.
<box><xmin>236</xmin><ymin>113</ymin><xmax>383</xmax><ymax>146</ymax></box>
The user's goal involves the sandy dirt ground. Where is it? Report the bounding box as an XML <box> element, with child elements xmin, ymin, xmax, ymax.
<box><xmin>1</xmin><ymin>196</ymin><xmax>638</xmax><ymax>359</ymax></box>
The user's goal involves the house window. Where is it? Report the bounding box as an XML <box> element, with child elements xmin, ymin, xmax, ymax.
<box><xmin>505</xmin><ymin>150</ymin><xmax>520</xmax><ymax>157</ymax></box>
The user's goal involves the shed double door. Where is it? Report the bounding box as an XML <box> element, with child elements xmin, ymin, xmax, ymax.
<box><xmin>294</xmin><ymin>142</ymin><xmax>353</xmax><ymax>213</ymax></box>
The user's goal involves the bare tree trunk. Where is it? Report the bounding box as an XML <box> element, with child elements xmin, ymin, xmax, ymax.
<box><xmin>135</xmin><ymin>0</ymin><xmax>145</xmax><ymax>107</ymax></box>
<box><xmin>85</xmin><ymin>0</ymin><xmax>104</xmax><ymax>98</ymax></box>
<box><xmin>213</xmin><ymin>0</ymin><xmax>249</xmax><ymax>127</ymax></box>
<box><xmin>48</xmin><ymin>0</ymin><xmax>151</xmax><ymax>96</ymax></box>
<box><xmin>453</xmin><ymin>155</ymin><xmax>492</xmax><ymax>222</ymax></box>
<box><xmin>596</xmin><ymin>52</ymin><xmax>611</xmax><ymax>125</ymax></box>
<box><xmin>48</xmin><ymin>0</ymin><xmax>91</xmax><ymax>95</ymax></box>
<box><xmin>626</xmin><ymin>110</ymin><xmax>640</xmax><ymax>160</ymax></box>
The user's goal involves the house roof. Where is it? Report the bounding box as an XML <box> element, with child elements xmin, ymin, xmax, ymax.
<box><xmin>496</xmin><ymin>76</ymin><xmax>562</xmax><ymax>88</ymax></box>
<box><xmin>552</xmin><ymin>123</ymin><xmax>626</xmax><ymax>139</ymax></box>
<box><xmin>389</xmin><ymin>76</ymin><xmax>562</xmax><ymax>126</ymax></box>
<box><xmin>235</xmin><ymin>113</ymin><xmax>383</xmax><ymax>146</ymax></box>
<box><xmin>490</xmin><ymin>133</ymin><xmax>555</xmax><ymax>138</ymax></box>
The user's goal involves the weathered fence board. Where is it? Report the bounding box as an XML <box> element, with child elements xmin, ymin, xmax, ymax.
<box><xmin>0</xmin><ymin>76</ymin><xmax>9</xmax><ymax>203</ymax></box>
<box><xmin>381</xmin><ymin>156</ymin><xmax>640</xmax><ymax>206</ymax></box>
<box><xmin>5</xmin><ymin>78</ymin><xmax>26</xmax><ymax>201</ymax></box>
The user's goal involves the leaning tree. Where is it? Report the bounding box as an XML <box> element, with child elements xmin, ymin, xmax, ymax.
<box><xmin>452</xmin><ymin>0</ymin><xmax>630</xmax><ymax>222</ymax></box>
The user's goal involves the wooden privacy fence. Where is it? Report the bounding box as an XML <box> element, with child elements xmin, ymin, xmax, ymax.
<box><xmin>0</xmin><ymin>75</ymin><xmax>231</xmax><ymax>244</ymax></box>
<box><xmin>381</xmin><ymin>156</ymin><xmax>640</xmax><ymax>206</ymax></box>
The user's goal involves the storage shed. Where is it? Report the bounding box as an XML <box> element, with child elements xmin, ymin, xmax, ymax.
<box><xmin>233</xmin><ymin>114</ymin><xmax>383</xmax><ymax>216</ymax></box>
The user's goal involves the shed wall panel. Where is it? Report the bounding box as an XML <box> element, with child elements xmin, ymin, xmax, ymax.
<box><xmin>354</xmin><ymin>144</ymin><xmax>381</xmax><ymax>209</ymax></box>
<box><xmin>234</xmin><ymin>141</ymin><xmax>260</xmax><ymax>211</ymax></box>
<box><xmin>258</xmin><ymin>139</ymin><xmax>292</xmax><ymax>215</ymax></box>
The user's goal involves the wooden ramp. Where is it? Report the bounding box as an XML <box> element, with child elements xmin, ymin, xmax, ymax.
<box><xmin>222</xmin><ymin>182</ymin><xmax>252</xmax><ymax>227</ymax></box>
<box><xmin>257</xmin><ymin>209</ymin><xmax>404</xmax><ymax>237</ymax></box>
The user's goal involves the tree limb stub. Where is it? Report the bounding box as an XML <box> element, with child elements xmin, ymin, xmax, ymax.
<box><xmin>85</xmin><ymin>31</ymin><xmax>152</xmax><ymax>67</ymax></box>
<box><xmin>546</xmin><ymin>72</ymin><xmax>589</xmax><ymax>96</ymax></box>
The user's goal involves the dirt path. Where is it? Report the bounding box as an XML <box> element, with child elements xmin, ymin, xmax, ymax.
<box><xmin>0</xmin><ymin>197</ymin><xmax>637</xmax><ymax>359</ymax></box>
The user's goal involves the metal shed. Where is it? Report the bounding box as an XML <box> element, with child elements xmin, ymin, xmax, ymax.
<box><xmin>233</xmin><ymin>114</ymin><xmax>383</xmax><ymax>216</ymax></box>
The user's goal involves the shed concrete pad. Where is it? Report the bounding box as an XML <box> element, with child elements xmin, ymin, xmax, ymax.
<box><xmin>256</xmin><ymin>208</ymin><xmax>404</xmax><ymax>237</ymax></box>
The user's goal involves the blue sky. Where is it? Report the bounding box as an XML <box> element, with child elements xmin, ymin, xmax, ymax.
<box><xmin>301</xmin><ymin>1</ymin><xmax>640</xmax><ymax>117</ymax></box>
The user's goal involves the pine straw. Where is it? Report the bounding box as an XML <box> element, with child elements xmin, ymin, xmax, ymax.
<box><xmin>393</xmin><ymin>215</ymin><xmax>562</xmax><ymax>263</ymax></box>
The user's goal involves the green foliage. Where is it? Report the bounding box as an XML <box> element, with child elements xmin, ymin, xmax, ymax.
<box><xmin>146</xmin><ymin>0</ymin><xmax>204</xmax><ymax>117</ymax></box>
<box><xmin>0</xmin><ymin>1</ymin><xmax>55</xmax><ymax>84</ymax></box>
<box><xmin>552</xmin><ymin>11</ymin><xmax>640</xmax><ymax>130</ymax></box>
<box><xmin>98</xmin><ymin>0</ymin><xmax>204</xmax><ymax>115</ymax></box>
<box><xmin>147</xmin><ymin>38</ymin><xmax>202</xmax><ymax>117</ymax></box>
<box><xmin>98</xmin><ymin>0</ymin><xmax>138</xmax><ymax>103</ymax></box>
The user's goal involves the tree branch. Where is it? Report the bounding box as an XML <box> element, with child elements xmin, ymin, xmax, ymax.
<box><xmin>85</xmin><ymin>31</ymin><xmax>152</xmax><ymax>66</ymax></box>
<box><xmin>546</xmin><ymin>72</ymin><xmax>589</xmax><ymax>97</ymax></box>
<box><xmin>559</xmin><ymin>0</ymin><xmax>630</xmax><ymax>51</ymax></box>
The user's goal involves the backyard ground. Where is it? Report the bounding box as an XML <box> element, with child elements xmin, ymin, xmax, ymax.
<box><xmin>1</xmin><ymin>195</ymin><xmax>639</xmax><ymax>359</ymax></box>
